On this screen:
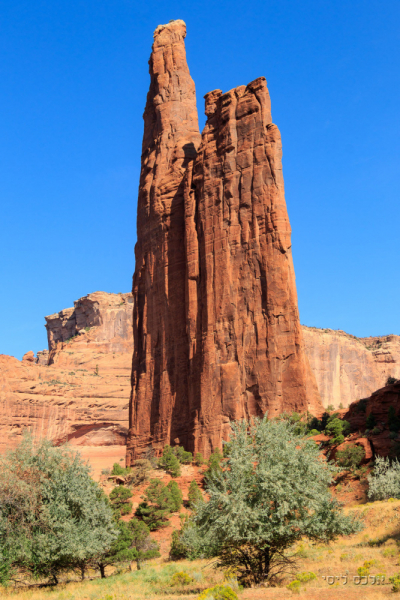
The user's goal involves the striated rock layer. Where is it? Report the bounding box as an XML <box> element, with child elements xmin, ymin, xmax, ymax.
<box><xmin>0</xmin><ymin>293</ymin><xmax>132</xmax><ymax>471</ymax></box>
<box><xmin>128</xmin><ymin>20</ymin><xmax>322</xmax><ymax>461</ymax></box>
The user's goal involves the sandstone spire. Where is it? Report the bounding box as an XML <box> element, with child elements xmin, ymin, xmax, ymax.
<box><xmin>127</xmin><ymin>22</ymin><xmax>322</xmax><ymax>462</ymax></box>
<box><xmin>128</xmin><ymin>20</ymin><xmax>202</xmax><ymax>460</ymax></box>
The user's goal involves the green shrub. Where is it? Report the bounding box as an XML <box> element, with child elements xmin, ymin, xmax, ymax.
<box><xmin>382</xmin><ymin>547</ymin><xmax>398</xmax><ymax>557</ymax></box>
<box><xmin>188</xmin><ymin>479</ymin><xmax>203</xmax><ymax>509</ymax></box>
<box><xmin>296</xmin><ymin>571</ymin><xmax>317</xmax><ymax>583</ymax></box>
<box><xmin>390</xmin><ymin>573</ymin><xmax>400</xmax><ymax>592</ymax></box>
<box><xmin>204</xmin><ymin>448</ymin><xmax>223</xmax><ymax>482</ymax></box>
<box><xmin>166</xmin><ymin>480</ymin><xmax>183</xmax><ymax>511</ymax></box>
<box><xmin>286</xmin><ymin>580</ymin><xmax>301</xmax><ymax>593</ymax></box>
<box><xmin>173</xmin><ymin>446</ymin><xmax>193</xmax><ymax>464</ymax></box>
<box><xmin>170</xmin><ymin>571</ymin><xmax>193</xmax><ymax>586</ymax></box>
<box><xmin>197</xmin><ymin>584</ymin><xmax>238</xmax><ymax>600</ymax></box>
<box><xmin>325</xmin><ymin>416</ymin><xmax>350</xmax><ymax>443</ymax></box>
<box><xmin>159</xmin><ymin>446</ymin><xmax>181</xmax><ymax>477</ymax></box>
<box><xmin>336</xmin><ymin>445</ymin><xmax>365</xmax><ymax>470</ymax></box>
<box><xmin>308</xmin><ymin>429</ymin><xmax>319</xmax><ymax>436</ymax></box>
<box><xmin>368</xmin><ymin>456</ymin><xmax>400</xmax><ymax>500</ymax></box>
<box><xmin>194</xmin><ymin>452</ymin><xmax>205</xmax><ymax>466</ymax></box>
<box><xmin>111</xmin><ymin>462</ymin><xmax>125</xmax><ymax>475</ymax></box>
<box><xmin>109</xmin><ymin>485</ymin><xmax>133</xmax><ymax>516</ymax></box>
<box><xmin>135</xmin><ymin>479</ymin><xmax>175</xmax><ymax>530</ymax></box>
<box><xmin>387</xmin><ymin>376</ymin><xmax>399</xmax><ymax>385</ymax></box>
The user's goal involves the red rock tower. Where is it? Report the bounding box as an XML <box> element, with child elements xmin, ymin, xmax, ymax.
<box><xmin>127</xmin><ymin>20</ymin><xmax>321</xmax><ymax>462</ymax></box>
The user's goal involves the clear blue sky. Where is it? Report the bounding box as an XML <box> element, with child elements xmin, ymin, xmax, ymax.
<box><xmin>0</xmin><ymin>0</ymin><xmax>399</xmax><ymax>359</ymax></box>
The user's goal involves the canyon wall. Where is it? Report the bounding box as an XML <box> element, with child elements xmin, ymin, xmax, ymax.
<box><xmin>128</xmin><ymin>20</ymin><xmax>322</xmax><ymax>462</ymax></box>
<box><xmin>0</xmin><ymin>292</ymin><xmax>132</xmax><ymax>475</ymax></box>
<box><xmin>303</xmin><ymin>326</ymin><xmax>400</xmax><ymax>409</ymax></box>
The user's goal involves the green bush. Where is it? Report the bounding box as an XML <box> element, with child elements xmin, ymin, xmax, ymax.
<box><xmin>159</xmin><ymin>446</ymin><xmax>181</xmax><ymax>477</ymax></box>
<box><xmin>194</xmin><ymin>452</ymin><xmax>205</xmax><ymax>466</ymax></box>
<box><xmin>170</xmin><ymin>571</ymin><xmax>193</xmax><ymax>586</ymax></box>
<box><xmin>286</xmin><ymin>580</ymin><xmax>301</xmax><ymax>593</ymax></box>
<box><xmin>390</xmin><ymin>573</ymin><xmax>400</xmax><ymax>592</ymax></box>
<box><xmin>336</xmin><ymin>445</ymin><xmax>365</xmax><ymax>470</ymax></box>
<box><xmin>166</xmin><ymin>480</ymin><xmax>183</xmax><ymax>511</ymax></box>
<box><xmin>135</xmin><ymin>479</ymin><xmax>175</xmax><ymax>530</ymax></box>
<box><xmin>296</xmin><ymin>571</ymin><xmax>317</xmax><ymax>583</ymax></box>
<box><xmin>197</xmin><ymin>584</ymin><xmax>238</xmax><ymax>600</ymax></box>
<box><xmin>204</xmin><ymin>448</ymin><xmax>224</xmax><ymax>482</ymax></box>
<box><xmin>109</xmin><ymin>485</ymin><xmax>133</xmax><ymax>516</ymax></box>
<box><xmin>368</xmin><ymin>456</ymin><xmax>400</xmax><ymax>500</ymax></box>
<box><xmin>366</xmin><ymin>413</ymin><xmax>377</xmax><ymax>429</ymax></box>
<box><xmin>325</xmin><ymin>415</ymin><xmax>350</xmax><ymax>443</ymax></box>
<box><xmin>173</xmin><ymin>446</ymin><xmax>193</xmax><ymax>464</ymax></box>
<box><xmin>188</xmin><ymin>479</ymin><xmax>203</xmax><ymax>509</ymax></box>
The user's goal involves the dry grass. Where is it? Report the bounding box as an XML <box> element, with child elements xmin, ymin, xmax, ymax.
<box><xmin>4</xmin><ymin>499</ymin><xmax>400</xmax><ymax>600</ymax></box>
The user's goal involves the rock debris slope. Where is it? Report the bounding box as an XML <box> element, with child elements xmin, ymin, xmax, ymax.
<box><xmin>128</xmin><ymin>20</ymin><xmax>322</xmax><ymax>461</ymax></box>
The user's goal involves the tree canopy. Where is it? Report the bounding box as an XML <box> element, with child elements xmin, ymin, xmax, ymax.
<box><xmin>185</xmin><ymin>417</ymin><xmax>362</xmax><ymax>586</ymax></box>
<box><xmin>0</xmin><ymin>434</ymin><xmax>118</xmax><ymax>585</ymax></box>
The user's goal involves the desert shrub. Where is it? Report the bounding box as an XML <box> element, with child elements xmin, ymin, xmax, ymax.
<box><xmin>287</xmin><ymin>580</ymin><xmax>301</xmax><ymax>593</ymax></box>
<box><xmin>0</xmin><ymin>434</ymin><xmax>117</xmax><ymax>585</ymax></box>
<box><xmin>167</xmin><ymin>480</ymin><xmax>183</xmax><ymax>511</ymax></box>
<box><xmin>173</xmin><ymin>445</ymin><xmax>193</xmax><ymax>464</ymax></box>
<box><xmin>204</xmin><ymin>448</ymin><xmax>224</xmax><ymax>483</ymax></box>
<box><xmin>308</xmin><ymin>429</ymin><xmax>320</xmax><ymax>436</ymax></box>
<box><xmin>170</xmin><ymin>518</ymin><xmax>218</xmax><ymax>561</ymax></box>
<box><xmin>159</xmin><ymin>446</ymin><xmax>181</xmax><ymax>477</ymax></box>
<box><xmin>125</xmin><ymin>459</ymin><xmax>152</xmax><ymax>486</ymax></box>
<box><xmin>296</xmin><ymin>571</ymin><xmax>317</xmax><ymax>583</ymax></box>
<box><xmin>357</xmin><ymin>565</ymin><xmax>370</xmax><ymax>577</ymax></box>
<box><xmin>170</xmin><ymin>571</ymin><xmax>193</xmax><ymax>586</ymax></box>
<box><xmin>197</xmin><ymin>584</ymin><xmax>238</xmax><ymax>600</ymax></box>
<box><xmin>336</xmin><ymin>445</ymin><xmax>365</xmax><ymax>470</ymax></box>
<box><xmin>368</xmin><ymin>456</ymin><xmax>400</xmax><ymax>500</ymax></box>
<box><xmin>382</xmin><ymin>547</ymin><xmax>398</xmax><ymax>557</ymax></box>
<box><xmin>109</xmin><ymin>485</ymin><xmax>133</xmax><ymax>516</ymax></box>
<box><xmin>390</xmin><ymin>573</ymin><xmax>400</xmax><ymax>592</ymax></box>
<box><xmin>185</xmin><ymin>417</ymin><xmax>362</xmax><ymax>586</ymax></box>
<box><xmin>325</xmin><ymin>415</ymin><xmax>350</xmax><ymax>444</ymax></box>
<box><xmin>188</xmin><ymin>479</ymin><xmax>203</xmax><ymax>509</ymax></box>
<box><xmin>194</xmin><ymin>452</ymin><xmax>205</xmax><ymax>466</ymax></box>
<box><xmin>128</xmin><ymin>517</ymin><xmax>160</xmax><ymax>569</ymax></box>
<box><xmin>387</xmin><ymin>376</ymin><xmax>399</xmax><ymax>385</ymax></box>
<box><xmin>135</xmin><ymin>479</ymin><xmax>175</xmax><ymax>530</ymax></box>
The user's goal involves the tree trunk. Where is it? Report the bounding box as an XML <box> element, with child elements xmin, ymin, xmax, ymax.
<box><xmin>137</xmin><ymin>559</ymin><xmax>141</xmax><ymax>570</ymax></box>
<box><xmin>80</xmin><ymin>564</ymin><xmax>85</xmax><ymax>580</ymax></box>
<box><xmin>99</xmin><ymin>564</ymin><xmax>106</xmax><ymax>579</ymax></box>
<box><xmin>52</xmin><ymin>572</ymin><xmax>58</xmax><ymax>585</ymax></box>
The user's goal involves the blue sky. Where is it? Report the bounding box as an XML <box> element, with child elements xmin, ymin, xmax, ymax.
<box><xmin>0</xmin><ymin>0</ymin><xmax>399</xmax><ymax>359</ymax></box>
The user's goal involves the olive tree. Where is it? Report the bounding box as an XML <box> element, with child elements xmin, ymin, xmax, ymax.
<box><xmin>185</xmin><ymin>417</ymin><xmax>362</xmax><ymax>586</ymax></box>
<box><xmin>0</xmin><ymin>434</ymin><xmax>118</xmax><ymax>585</ymax></box>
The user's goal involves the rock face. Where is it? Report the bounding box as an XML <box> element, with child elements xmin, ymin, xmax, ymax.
<box><xmin>128</xmin><ymin>20</ymin><xmax>322</xmax><ymax>462</ymax></box>
<box><xmin>302</xmin><ymin>327</ymin><xmax>400</xmax><ymax>409</ymax></box>
<box><xmin>0</xmin><ymin>292</ymin><xmax>132</xmax><ymax>469</ymax></box>
<box><xmin>345</xmin><ymin>381</ymin><xmax>400</xmax><ymax>458</ymax></box>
